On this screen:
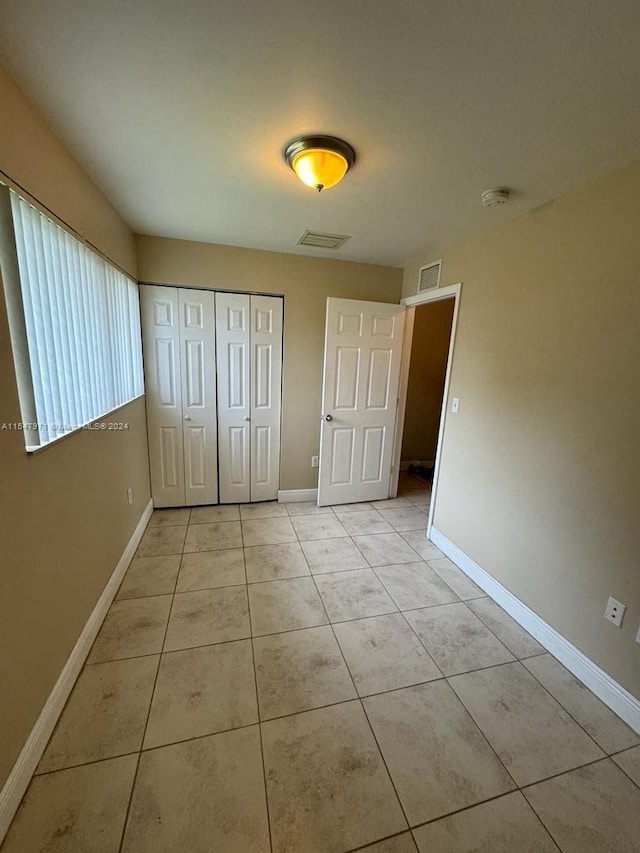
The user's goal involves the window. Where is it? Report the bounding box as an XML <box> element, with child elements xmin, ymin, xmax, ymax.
<box><xmin>0</xmin><ymin>186</ymin><xmax>143</xmax><ymax>449</ymax></box>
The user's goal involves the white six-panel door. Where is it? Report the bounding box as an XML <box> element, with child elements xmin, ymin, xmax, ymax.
<box><xmin>178</xmin><ymin>289</ymin><xmax>218</xmax><ymax>506</ymax></box>
<box><xmin>141</xmin><ymin>286</ymin><xmax>185</xmax><ymax>507</ymax></box>
<box><xmin>250</xmin><ymin>295</ymin><xmax>283</xmax><ymax>502</ymax></box>
<box><xmin>215</xmin><ymin>293</ymin><xmax>251</xmax><ymax>503</ymax></box>
<box><xmin>318</xmin><ymin>298</ymin><xmax>406</xmax><ymax>506</ymax></box>
<box><xmin>215</xmin><ymin>292</ymin><xmax>283</xmax><ymax>503</ymax></box>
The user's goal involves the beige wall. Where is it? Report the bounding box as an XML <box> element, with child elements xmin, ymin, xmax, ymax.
<box><xmin>136</xmin><ymin>235</ymin><xmax>403</xmax><ymax>490</ymax></box>
<box><xmin>401</xmin><ymin>299</ymin><xmax>454</xmax><ymax>462</ymax></box>
<box><xmin>0</xmin><ymin>63</ymin><xmax>150</xmax><ymax>787</ymax></box>
<box><xmin>404</xmin><ymin>160</ymin><xmax>640</xmax><ymax>698</ymax></box>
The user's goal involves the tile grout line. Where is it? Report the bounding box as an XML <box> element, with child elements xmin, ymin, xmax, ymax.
<box><xmin>29</xmin><ymin>750</ymin><xmax>142</xmax><ymax>780</ymax></box>
<box><xmin>82</xmin><ymin>561</ymin><xmax>560</xmax><ymax>687</ymax></box>
<box><xmin>285</xmin><ymin>502</ymin><xmax>337</xmax><ymax>520</ymax></box>
<box><xmin>296</xmin><ymin>517</ymin><xmax>423</xmax><ymax>835</ymax></box>
<box><xmin>515</xmin><ymin>656</ymin><xmax>629</xmax><ymax>758</ymax></box>
<box><xmin>407</xmin><ymin>787</ymin><xmax>563</xmax><ymax>852</ymax></box>
<box><xmin>243</xmin><ymin>516</ymin><xmax>455</xmax><ymax>714</ymax></box>
<box><xmin>607</xmin><ymin>752</ymin><xmax>640</xmax><ymax>791</ymax></box>
<box><xmin>440</xmin><ymin>670</ymin><xmax>522</xmax><ymax>792</ymax></box>
<box><xmin>394</xmin><ymin>594</ymin><xmax>515</xmax><ymax>672</ymax></box>
<box><xmin>31</xmin><ymin>555</ymin><xmax>176</xmax><ymax>779</ymax></box>
<box><xmin>357</xmin><ymin>695</ymin><xmax>413</xmax><ymax>835</ymax></box>
<box><xmin>45</xmin><ymin>653</ymin><xmax>614</xmax><ymax>782</ymax></box>
<box><xmin>292</xmin><ymin>522</ymin><xmax>335</xmax><ymax>635</ymax></box>
<box><xmin>25</xmin><ymin>523</ymin><xmax>185</xmax><ymax>789</ymax></box>
<box><xmin>242</xmin><ymin>517</ymin><xmax>275</xmax><ymax>853</ymax></box>
<box><xmin>459</xmin><ymin>596</ymin><xmax>545</xmax><ymax>659</ymax></box>
<box><xmin>115</xmin><ymin>510</ymin><xmax>186</xmax><ymax>853</ymax></box>
<box><xmin>456</xmin><ymin>597</ymin><xmax>634</xmax><ymax>757</ymax></box>
<box><xmin>366</xmin><ymin>560</ymin><xmax>462</xmax><ymax>676</ymax></box>
<box><xmin>445</xmin><ymin>667</ymin><xmax>624</xmax><ymax>797</ymax></box>
<box><xmin>360</xmin><ymin>658</ymin><xmax>543</xmax><ymax>845</ymax></box>
<box><xmin>295</xmin><ymin>520</ymin><xmax>417</xmax><ymax>839</ymax></box>
<box><xmin>344</xmin><ymin>829</ymin><xmax>419</xmax><ymax>853</ymax></box>
<box><xmin>518</xmin><ymin>760</ymin><xmax>619</xmax><ymax>853</ymax></box>
<box><xmin>41</xmin><ymin>663</ymin><xmax>571</xmax><ymax>778</ymax></box>
<box><xmin>389</xmin><ymin>606</ymin><xmax>447</xmax><ymax>681</ymax></box>
<box><xmin>33</xmin><ymin>671</ymin><xmax>509</xmax><ymax>776</ymax></box>
<box><xmin>517</xmin><ymin>791</ymin><xmax>566</xmax><ymax>853</ymax></box>
<box><xmin>349</xmin><ymin>526</ymin><xmax>424</xmax><ymax>570</ymax></box>
<box><xmin>27</xmin><ymin>725</ymin><xmax>617</xmax><ymax>845</ymax></box>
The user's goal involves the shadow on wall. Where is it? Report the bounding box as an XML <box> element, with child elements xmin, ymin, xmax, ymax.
<box><xmin>401</xmin><ymin>298</ymin><xmax>455</xmax><ymax>465</ymax></box>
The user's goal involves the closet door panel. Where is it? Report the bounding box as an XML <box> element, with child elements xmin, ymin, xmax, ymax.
<box><xmin>159</xmin><ymin>426</ymin><xmax>181</xmax><ymax>490</ymax></box>
<box><xmin>179</xmin><ymin>289</ymin><xmax>218</xmax><ymax>506</ymax></box>
<box><xmin>250</xmin><ymin>295</ymin><xmax>283</xmax><ymax>501</ymax></box>
<box><xmin>216</xmin><ymin>293</ymin><xmax>251</xmax><ymax>502</ymax></box>
<box><xmin>140</xmin><ymin>285</ymin><xmax>186</xmax><ymax>507</ymax></box>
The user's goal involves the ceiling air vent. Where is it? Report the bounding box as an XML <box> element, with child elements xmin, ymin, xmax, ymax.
<box><xmin>417</xmin><ymin>260</ymin><xmax>442</xmax><ymax>293</ymax></box>
<box><xmin>297</xmin><ymin>230</ymin><xmax>351</xmax><ymax>250</ymax></box>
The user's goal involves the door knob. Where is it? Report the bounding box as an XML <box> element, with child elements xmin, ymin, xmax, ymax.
<box><xmin>324</xmin><ymin>414</ymin><xmax>333</xmax><ymax>421</ymax></box>
<box><xmin>244</xmin><ymin>416</ymin><xmax>251</xmax><ymax>422</ymax></box>
<box><xmin>183</xmin><ymin>415</ymin><xmax>192</xmax><ymax>421</ymax></box>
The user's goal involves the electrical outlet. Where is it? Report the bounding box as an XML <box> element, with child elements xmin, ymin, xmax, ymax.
<box><xmin>127</xmin><ymin>487</ymin><xmax>133</xmax><ymax>505</ymax></box>
<box><xmin>451</xmin><ymin>397</ymin><xmax>460</xmax><ymax>414</ymax></box>
<box><xmin>604</xmin><ymin>596</ymin><xmax>626</xmax><ymax>628</ymax></box>
<box><xmin>311</xmin><ymin>456</ymin><xmax>319</xmax><ymax>468</ymax></box>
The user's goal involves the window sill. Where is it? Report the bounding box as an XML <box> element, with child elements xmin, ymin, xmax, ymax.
<box><xmin>22</xmin><ymin>394</ymin><xmax>145</xmax><ymax>455</ymax></box>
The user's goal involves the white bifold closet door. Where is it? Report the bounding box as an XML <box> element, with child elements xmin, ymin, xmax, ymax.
<box><xmin>216</xmin><ymin>293</ymin><xmax>283</xmax><ymax>503</ymax></box>
<box><xmin>141</xmin><ymin>285</ymin><xmax>218</xmax><ymax>507</ymax></box>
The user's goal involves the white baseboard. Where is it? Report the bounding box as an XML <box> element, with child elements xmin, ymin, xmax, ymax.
<box><xmin>429</xmin><ymin>527</ymin><xmax>640</xmax><ymax>734</ymax></box>
<box><xmin>277</xmin><ymin>489</ymin><xmax>318</xmax><ymax>503</ymax></box>
<box><xmin>400</xmin><ymin>459</ymin><xmax>434</xmax><ymax>471</ymax></box>
<box><xmin>0</xmin><ymin>499</ymin><xmax>154</xmax><ymax>843</ymax></box>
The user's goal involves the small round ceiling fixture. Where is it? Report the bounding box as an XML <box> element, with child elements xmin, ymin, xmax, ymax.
<box><xmin>481</xmin><ymin>188</ymin><xmax>511</xmax><ymax>207</ymax></box>
<box><xmin>284</xmin><ymin>135</ymin><xmax>356</xmax><ymax>192</ymax></box>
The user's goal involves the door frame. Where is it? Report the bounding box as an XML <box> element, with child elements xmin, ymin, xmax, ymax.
<box><xmin>391</xmin><ymin>282</ymin><xmax>462</xmax><ymax>536</ymax></box>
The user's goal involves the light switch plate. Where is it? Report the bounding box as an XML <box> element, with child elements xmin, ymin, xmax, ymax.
<box><xmin>451</xmin><ymin>397</ymin><xmax>460</xmax><ymax>414</ymax></box>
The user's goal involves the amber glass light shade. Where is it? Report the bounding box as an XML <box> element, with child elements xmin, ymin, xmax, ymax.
<box><xmin>284</xmin><ymin>136</ymin><xmax>356</xmax><ymax>192</ymax></box>
<box><xmin>291</xmin><ymin>148</ymin><xmax>348</xmax><ymax>191</ymax></box>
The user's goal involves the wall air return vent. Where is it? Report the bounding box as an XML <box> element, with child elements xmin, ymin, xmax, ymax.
<box><xmin>297</xmin><ymin>230</ymin><xmax>351</xmax><ymax>250</ymax></box>
<box><xmin>417</xmin><ymin>260</ymin><xmax>442</xmax><ymax>293</ymax></box>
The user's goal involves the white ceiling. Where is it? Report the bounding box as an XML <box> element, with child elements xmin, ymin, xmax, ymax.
<box><xmin>1</xmin><ymin>1</ymin><xmax>640</xmax><ymax>267</ymax></box>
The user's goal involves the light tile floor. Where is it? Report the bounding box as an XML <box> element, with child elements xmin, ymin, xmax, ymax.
<box><xmin>4</xmin><ymin>473</ymin><xmax>640</xmax><ymax>852</ymax></box>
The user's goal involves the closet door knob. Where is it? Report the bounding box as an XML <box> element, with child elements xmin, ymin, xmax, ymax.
<box><xmin>244</xmin><ymin>416</ymin><xmax>251</xmax><ymax>422</ymax></box>
<box><xmin>324</xmin><ymin>414</ymin><xmax>333</xmax><ymax>421</ymax></box>
<box><xmin>183</xmin><ymin>415</ymin><xmax>192</xmax><ymax>421</ymax></box>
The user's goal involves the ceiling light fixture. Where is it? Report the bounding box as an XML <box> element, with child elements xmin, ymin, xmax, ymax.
<box><xmin>284</xmin><ymin>135</ymin><xmax>356</xmax><ymax>192</ymax></box>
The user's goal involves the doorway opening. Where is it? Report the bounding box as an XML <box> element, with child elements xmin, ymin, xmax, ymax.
<box><xmin>402</xmin><ymin>298</ymin><xmax>455</xmax><ymax>476</ymax></box>
<box><xmin>392</xmin><ymin>284</ymin><xmax>461</xmax><ymax>535</ymax></box>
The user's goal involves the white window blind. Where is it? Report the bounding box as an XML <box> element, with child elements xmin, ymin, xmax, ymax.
<box><xmin>7</xmin><ymin>190</ymin><xmax>143</xmax><ymax>448</ymax></box>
